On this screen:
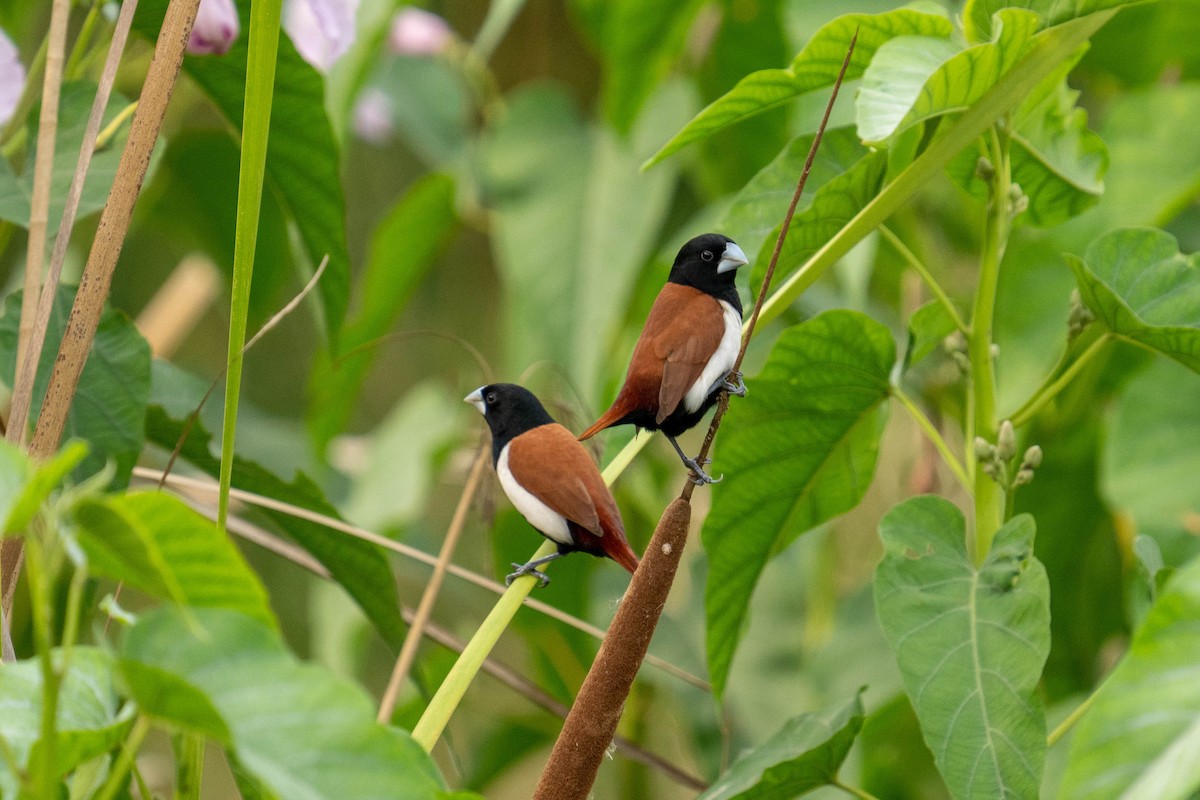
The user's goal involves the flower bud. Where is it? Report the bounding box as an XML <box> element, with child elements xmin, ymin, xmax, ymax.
<box><xmin>188</xmin><ymin>0</ymin><xmax>239</xmax><ymax>56</ymax></box>
<box><xmin>1014</xmin><ymin>468</ymin><xmax>1035</xmax><ymax>486</ymax></box>
<box><xmin>997</xmin><ymin>420</ymin><xmax>1016</xmax><ymax>462</ymax></box>
<box><xmin>976</xmin><ymin>156</ymin><xmax>994</xmax><ymax>182</ymax></box>
<box><xmin>974</xmin><ymin>437</ymin><xmax>994</xmax><ymax>462</ymax></box>
<box><xmin>286</xmin><ymin>0</ymin><xmax>359</xmax><ymax>72</ymax></box>
<box><xmin>389</xmin><ymin>7</ymin><xmax>452</xmax><ymax>56</ymax></box>
<box><xmin>352</xmin><ymin>87</ymin><xmax>394</xmax><ymax>144</ymax></box>
<box><xmin>1022</xmin><ymin>445</ymin><xmax>1043</xmax><ymax>470</ymax></box>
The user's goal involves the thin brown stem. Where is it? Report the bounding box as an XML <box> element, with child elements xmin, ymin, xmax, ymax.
<box><xmin>378</xmin><ymin>445</ymin><xmax>490</xmax><ymax>722</ymax></box>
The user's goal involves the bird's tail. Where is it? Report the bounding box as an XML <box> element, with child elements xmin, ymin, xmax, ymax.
<box><xmin>605</xmin><ymin>535</ymin><xmax>640</xmax><ymax>575</ymax></box>
<box><xmin>577</xmin><ymin>404</ymin><xmax>626</xmax><ymax>441</ymax></box>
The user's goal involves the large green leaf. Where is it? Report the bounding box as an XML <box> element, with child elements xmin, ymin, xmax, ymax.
<box><xmin>0</xmin><ymin>82</ymin><xmax>155</xmax><ymax>233</ymax></box>
<box><xmin>703</xmin><ymin>310</ymin><xmax>894</xmax><ymax>697</ymax></box>
<box><xmin>1059</xmin><ymin>554</ymin><xmax>1200</xmax><ymax>800</ymax></box>
<box><xmin>133</xmin><ymin>0</ymin><xmax>350</xmax><ymax>341</ymax></box>
<box><xmin>696</xmin><ymin>691</ymin><xmax>866</xmax><ymax>800</ymax></box>
<box><xmin>145</xmin><ymin>406</ymin><xmax>407</xmax><ymax>650</ymax></box>
<box><xmin>643</xmin><ymin>7</ymin><xmax>954</xmax><ymax>168</ymax></box>
<box><xmin>0</xmin><ymin>648</ymin><xmax>134</xmax><ymax>799</ymax></box>
<box><xmin>858</xmin><ymin>9</ymin><xmax>1041</xmax><ymax>144</ymax></box>
<box><xmin>1067</xmin><ymin>228</ymin><xmax>1200</xmax><ymax>371</ymax></box>
<box><xmin>1102</xmin><ymin>357</ymin><xmax>1200</xmax><ymax>565</ymax></box>
<box><xmin>307</xmin><ymin>173</ymin><xmax>458</xmax><ymax>449</ymax></box>
<box><xmin>965</xmin><ymin>0</ymin><xmax>1140</xmax><ymax>43</ymax></box>
<box><xmin>717</xmin><ymin>130</ymin><xmax>868</xmax><ymax>266</ymax></box>
<box><xmin>0</xmin><ymin>287</ymin><xmax>150</xmax><ymax>487</ymax></box>
<box><xmin>750</xmin><ymin>147</ymin><xmax>887</xmax><ymax>290</ymax></box>
<box><xmin>481</xmin><ymin>82</ymin><xmax>681</xmax><ymax>398</ymax></box>
<box><xmin>875</xmin><ymin>497</ymin><xmax>1051</xmax><ymax>800</ymax></box>
<box><xmin>121</xmin><ymin>608</ymin><xmax>453</xmax><ymax>800</ymax></box>
<box><xmin>74</xmin><ymin>492</ymin><xmax>276</xmax><ymax>627</ymax></box>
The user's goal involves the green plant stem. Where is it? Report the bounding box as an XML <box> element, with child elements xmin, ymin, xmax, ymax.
<box><xmin>880</xmin><ymin>225</ymin><xmax>968</xmax><ymax>333</ymax></box>
<box><xmin>0</xmin><ymin>730</ymin><xmax>21</xmax><ymax>779</ymax></box>
<box><xmin>968</xmin><ymin>124</ymin><xmax>1012</xmax><ymax>564</ymax></box>
<box><xmin>218</xmin><ymin>0</ymin><xmax>282</xmax><ymax>533</ymax></box>
<box><xmin>0</xmin><ymin>34</ymin><xmax>48</xmax><ymax>147</ymax></box>
<box><xmin>25</xmin><ymin>537</ymin><xmax>61</xmax><ymax>800</ymax></box>
<box><xmin>410</xmin><ymin>539</ymin><xmax>555</xmax><ymax>751</ymax></box>
<box><xmin>64</xmin><ymin>0</ymin><xmax>105</xmax><ymax>79</ymax></box>
<box><xmin>94</xmin><ymin>715</ymin><xmax>151</xmax><ymax>800</ymax></box>
<box><xmin>832</xmin><ymin>777</ymin><xmax>883</xmax><ymax>800</ymax></box>
<box><xmin>95</xmin><ymin>102</ymin><xmax>139</xmax><ymax>150</ymax></box>
<box><xmin>1009</xmin><ymin>332</ymin><xmax>1112</xmax><ymax>428</ymax></box>
<box><xmin>173</xmin><ymin>733</ymin><xmax>204</xmax><ymax>800</ymax></box>
<box><xmin>1048</xmin><ymin>690</ymin><xmax>1101</xmax><ymax>747</ymax></box>
<box><xmin>892</xmin><ymin>385</ymin><xmax>971</xmax><ymax>491</ymax></box>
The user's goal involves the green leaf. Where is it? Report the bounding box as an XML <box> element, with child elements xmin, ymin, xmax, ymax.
<box><xmin>0</xmin><ymin>439</ymin><xmax>86</xmax><ymax>536</ymax></box>
<box><xmin>1059</xmin><ymin>554</ymin><xmax>1200</xmax><ymax>800</ymax></box>
<box><xmin>0</xmin><ymin>82</ymin><xmax>155</xmax><ymax>232</ymax></box>
<box><xmin>145</xmin><ymin>406</ymin><xmax>407</xmax><ymax>650</ymax></box>
<box><xmin>718</xmin><ymin>129</ymin><xmax>868</xmax><ymax>270</ymax></box>
<box><xmin>121</xmin><ymin>608</ymin><xmax>450</xmax><ymax>799</ymax></box>
<box><xmin>1067</xmin><ymin>228</ymin><xmax>1200</xmax><ymax>371</ymax></box>
<box><xmin>133</xmin><ymin>0</ymin><xmax>350</xmax><ymax>341</ymax></box>
<box><xmin>965</xmin><ymin>0</ymin><xmax>1140</xmax><ymax>43</ymax></box>
<box><xmin>703</xmin><ymin>310</ymin><xmax>895</xmax><ymax>697</ymax></box>
<box><xmin>643</xmin><ymin>7</ymin><xmax>954</xmax><ymax>168</ymax></box>
<box><xmin>0</xmin><ymin>648</ymin><xmax>134</xmax><ymax>799</ymax></box>
<box><xmin>481</xmin><ymin>82</ymin><xmax>680</xmax><ymax>398</ymax></box>
<box><xmin>696</xmin><ymin>690</ymin><xmax>866</xmax><ymax>800</ymax></box>
<box><xmin>74</xmin><ymin>492</ymin><xmax>276</xmax><ymax>627</ymax></box>
<box><xmin>875</xmin><ymin>497</ymin><xmax>1051</xmax><ymax>800</ymax></box>
<box><xmin>858</xmin><ymin>9</ymin><xmax>1041</xmax><ymax>144</ymax></box>
<box><xmin>307</xmin><ymin>173</ymin><xmax>458</xmax><ymax>450</ymax></box>
<box><xmin>0</xmin><ymin>287</ymin><xmax>150</xmax><ymax>487</ymax></box>
<box><xmin>1102</xmin><ymin>357</ymin><xmax>1200</xmax><ymax>565</ymax></box>
<box><xmin>751</xmin><ymin>148</ymin><xmax>888</xmax><ymax>290</ymax></box>
<box><xmin>905</xmin><ymin>300</ymin><xmax>958</xmax><ymax>369</ymax></box>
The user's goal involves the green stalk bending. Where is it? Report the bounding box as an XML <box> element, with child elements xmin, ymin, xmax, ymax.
<box><xmin>969</xmin><ymin>125</ymin><xmax>1012</xmax><ymax>563</ymax></box>
<box><xmin>1009</xmin><ymin>331</ymin><xmax>1111</xmax><ymax>428</ymax></box>
<box><xmin>218</xmin><ymin>0</ymin><xmax>282</xmax><ymax>532</ymax></box>
<box><xmin>892</xmin><ymin>385</ymin><xmax>970</xmax><ymax>491</ymax></box>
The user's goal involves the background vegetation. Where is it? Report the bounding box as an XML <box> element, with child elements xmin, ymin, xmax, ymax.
<box><xmin>2</xmin><ymin>0</ymin><xmax>1200</xmax><ymax>797</ymax></box>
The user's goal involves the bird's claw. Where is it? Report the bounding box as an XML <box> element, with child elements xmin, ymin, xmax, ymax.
<box><xmin>506</xmin><ymin>563</ymin><xmax>551</xmax><ymax>588</ymax></box>
<box><xmin>683</xmin><ymin>457</ymin><xmax>723</xmax><ymax>485</ymax></box>
<box><xmin>722</xmin><ymin>371</ymin><xmax>747</xmax><ymax>397</ymax></box>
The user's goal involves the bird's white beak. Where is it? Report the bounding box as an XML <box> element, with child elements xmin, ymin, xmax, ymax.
<box><xmin>718</xmin><ymin>242</ymin><xmax>749</xmax><ymax>274</ymax></box>
<box><xmin>464</xmin><ymin>387</ymin><xmax>486</xmax><ymax>415</ymax></box>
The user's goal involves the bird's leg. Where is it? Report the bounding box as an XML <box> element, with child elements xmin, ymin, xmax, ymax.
<box><xmin>721</xmin><ymin>370</ymin><xmax>747</xmax><ymax>397</ymax></box>
<box><xmin>665</xmin><ymin>434</ymin><xmax>722</xmax><ymax>485</ymax></box>
<box><xmin>506</xmin><ymin>551</ymin><xmax>567</xmax><ymax>588</ymax></box>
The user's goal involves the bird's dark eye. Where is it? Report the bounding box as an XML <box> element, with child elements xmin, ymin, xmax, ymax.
<box><xmin>486</xmin><ymin>392</ymin><xmax>497</xmax><ymax>404</ymax></box>
<box><xmin>701</xmin><ymin>250</ymin><xmax>714</xmax><ymax>261</ymax></box>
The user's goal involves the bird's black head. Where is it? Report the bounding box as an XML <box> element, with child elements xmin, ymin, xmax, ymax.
<box><xmin>465</xmin><ymin>383</ymin><xmax>557</xmax><ymax>461</ymax></box>
<box><xmin>667</xmin><ymin>233</ymin><xmax>749</xmax><ymax>311</ymax></box>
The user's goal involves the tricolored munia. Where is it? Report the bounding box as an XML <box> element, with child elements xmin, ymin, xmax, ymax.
<box><xmin>578</xmin><ymin>233</ymin><xmax>749</xmax><ymax>484</ymax></box>
<box><xmin>466</xmin><ymin>383</ymin><xmax>640</xmax><ymax>586</ymax></box>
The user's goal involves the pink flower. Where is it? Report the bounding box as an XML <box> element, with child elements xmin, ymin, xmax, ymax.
<box><xmin>285</xmin><ymin>0</ymin><xmax>359</xmax><ymax>72</ymax></box>
<box><xmin>352</xmin><ymin>88</ymin><xmax>394</xmax><ymax>144</ymax></box>
<box><xmin>188</xmin><ymin>0</ymin><xmax>239</xmax><ymax>56</ymax></box>
<box><xmin>388</xmin><ymin>7</ymin><xmax>451</xmax><ymax>56</ymax></box>
<box><xmin>0</xmin><ymin>27</ymin><xmax>25</xmax><ymax>125</ymax></box>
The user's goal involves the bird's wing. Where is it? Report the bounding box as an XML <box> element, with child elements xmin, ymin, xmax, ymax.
<box><xmin>651</xmin><ymin>286</ymin><xmax>725</xmax><ymax>422</ymax></box>
<box><xmin>507</xmin><ymin>424</ymin><xmax>623</xmax><ymax>538</ymax></box>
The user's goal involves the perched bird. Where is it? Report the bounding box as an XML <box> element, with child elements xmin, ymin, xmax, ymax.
<box><xmin>465</xmin><ymin>383</ymin><xmax>640</xmax><ymax>586</ymax></box>
<box><xmin>578</xmin><ymin>233</ymin><xmax>749</xmax><ymax>483</ymax></box>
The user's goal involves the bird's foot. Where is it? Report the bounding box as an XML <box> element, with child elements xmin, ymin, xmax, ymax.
<box><xmin>506</xmin><ymin>562</ymin><xmax>552</xmax><ymax>588</ymax></box>
<box><xmin>683</xmin><ymin>456</ymin><xmax>723</xmax><ymax>485</ymax></box>
<box><xmin>722</xmin><ymin>371</ymin><xmax>747</xmax><ymax>397</ymax></box>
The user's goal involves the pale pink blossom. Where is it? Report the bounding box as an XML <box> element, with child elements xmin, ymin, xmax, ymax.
<box><xmin>285</xmin><ymin>0</ymin><xmax>359</xmax><ymax>72</ymax></box>
<box><xmin>388</xmin><ymin>7</ymin><xmax>451</xmax><ymax>56</ymax></box>
<box><xmin>352</xmin><ymin>88</ymin><xmax>394</xmax><ymax>143</ymax></box>
<box><xmin>187</xmin><ymin>0</ymin><xmax>239</xmax><ymax>56</ymax></box>
<box><xmin>0</xmin><ymin>27</ymin><xmax>26</xmax><ymax>125</ymax></box>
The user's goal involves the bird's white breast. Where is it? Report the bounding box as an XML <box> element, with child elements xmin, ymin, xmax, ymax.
<box><xmin>497</xmin><ymin>444</ymin><xmax>572</xmax><ymax>545</ymax></box>
<box><xmin>683</xmin><ymin>300</ymin><xmax>742</xmax><ymax>413</ymax></box>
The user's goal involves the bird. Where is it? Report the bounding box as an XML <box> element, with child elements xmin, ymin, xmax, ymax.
<box><xmin>578</xmin><ymin>233</ymin><xmax>749</xmax><ymax>484</ymax></box>
<box><xmin>465</xmin><ymin>383</ymin><xmax>640</xmax><ymax>586</ymax></box>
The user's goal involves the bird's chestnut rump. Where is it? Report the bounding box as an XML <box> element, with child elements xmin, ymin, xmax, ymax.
<box><xmin>578</xmin><ymin>232</ymin><xmax>749</xmax><ymax>483</ymax></box>
<box><xmin>466</xmin><ymin>383</ymin><xmax>640</xmax><ymax>587</ymax></box>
